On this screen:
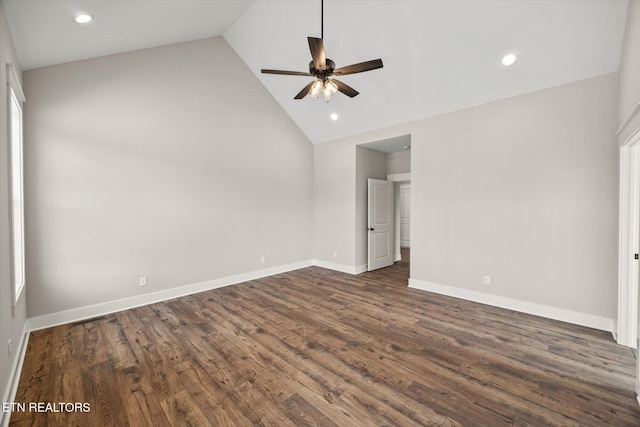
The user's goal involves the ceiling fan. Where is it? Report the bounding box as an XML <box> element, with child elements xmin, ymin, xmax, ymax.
<box><xmin>261</xmin><ymin>0</ymin><xmax>383</xmax><ymax>101</ymax></box>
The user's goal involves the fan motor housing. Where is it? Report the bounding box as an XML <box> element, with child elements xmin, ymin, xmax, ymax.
<box><xmin>309</xmin><ymin>59</ymin><xmax>335</xmax><ymax>78</ymax></box>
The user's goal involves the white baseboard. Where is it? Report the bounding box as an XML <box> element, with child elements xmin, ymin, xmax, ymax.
<box><xmin>312</xmin><ymin>260</ymin><xmax>367</xmax><ymax>274</ymax></box>
<box><xmin>312</xmin><ymin>259</ymin><xmax>360</xmax><ymax>275</ymax></box>
<box><xmin>28</xmin><ymin>260</ymin><xmax>314</xmax><ymax>331</ymax></box>
<box><xmin>1</xmin><ymin>322</ymin><xmax>31</xmax><ymax>427</ymax></box>
<box><xmin>355</xmin><ymin>264</ymin><xmax>368</xmax><ymax>274</ymax></box>
<box><xmin>408</xmin><ymin>278</ymin><xmax>614</xmax><ymax>332</ymax></box>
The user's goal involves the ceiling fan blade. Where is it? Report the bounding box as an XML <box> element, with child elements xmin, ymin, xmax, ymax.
<box><xmin>333</xmin><ymin>59</ymin><xmax>383</xmax><ymax>76</ymax></box>
<box><xmin>294</xmin><ymin>81</ymin><xmax>316</xmax><ymax>99</ymax></box>
<box><xmin>308</xmin><ymin>37</ymin><xmax>326</xmax><ymax>71</ymax></box>
<box><xmin>333</xmin><ymin>79</ymin><xmax>359</xmax><ymax>98</ymax></box>
<box><xmin>262</xmin><ymin>69</ymin><xmax>314</xmax><ymax>77</ymax></box>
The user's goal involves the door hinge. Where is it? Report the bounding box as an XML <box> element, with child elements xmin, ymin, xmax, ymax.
<box><xmin>635</xmin><ymin>254</ymin><xmax>638</xmax><ymax>260</ymax></box>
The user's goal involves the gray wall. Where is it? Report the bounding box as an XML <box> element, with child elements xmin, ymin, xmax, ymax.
<box><xmin>355</xmin><ymin>146</ymin><xmax>387</xmax><ymax>270</ymax></box>
<box><xmin>0</xmin><ymin>1</ymin><xmax>27</xmax><ymax>415</ymax></box>
<box><xmin>412</xmin><ymin>74</ymin><xmax>618</xmax><ymax>319</ymax></box>
<box><xmin>313</xmin><ymin>73</ymin><xmax>619</xmax><ymax>322</ymax></box>
<box><xmin>619</xmin><ymin>0</ymin><xmax>640</xmax><ymax>143</ymax></box>
<box><xmin>23</xmin><ymin>36</ymin><xmax>314</xmax><ymax>318</ymax></box>
<box><xmin>313</xmin><ymin>140</ymin><xmax>356</xmax><ymax>268</ymax></box>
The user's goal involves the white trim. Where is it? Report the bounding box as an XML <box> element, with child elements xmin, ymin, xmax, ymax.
<box><xmin>6</xmin><ymin>64</ymin><xmax>25</xmax><ymax>103</ymax></box>
<box><xmin>618</xmin><ymin>126</ymin><xmax>640</xmax><ymax>347</ymax></box>
<box><xmin>8</xmin><ymin>87</ymin><xmax>25</xmax><ymax>316</ymax></box>
<box><xmin>312</xmin><ymin>261</ymin><xmax>368</xmax><ymax>275</ymax></box>
<box><xmin>618</xmin><ymin>144</ymin><xmax>630</xmax><ymax>344</ymax></box>
<box><xmin>394</xmin><ymin>253</ymin><xmax>402</xmax><ymax>262</ymax></box>
<box><xmin>637</xmin><ymin>337</ymin><xmax>640</xmax><ymax>398</ymax></box>
<box><xmin>312</xmin><ymin>259</ymin><xmax>359</xmax><ymax>275</ymax></box>
<box><xmin>386</xmin><ymin>172</ymin><xmax>411</xmax><ymax>182</ymax></box>
<box><xmin>1</xmin><ymin>322</ymin><xmax>30</xmax><ymax>427</ymax></box>
<box><xmin>27</xmin><ymin>260</ymin><xmax>313</xmax><ymax>331</ymax></box>
<box><xmin>355</xmin><ymin>264</ymin><xmax>368</xmax><ymax>274</ymax></box>
<box><xmin>409</xmin><ymin>278</ymin><xmax>614</xmax><ymax>332</ymax></box>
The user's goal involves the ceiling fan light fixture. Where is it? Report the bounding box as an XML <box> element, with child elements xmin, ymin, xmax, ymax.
<box><xmin>309</xmin><ymin>80</ymin><xmax>324</xmax><ymax>98</ymax></box>
<box><xmin>260</xmin><ymin>0</ymin><xmax>382</xmax><ymax>100</ymax></box>
<box><xmin>323</xmin><ymin>80</ymin><xmax>338</xmax><ymax>100</ymax></box>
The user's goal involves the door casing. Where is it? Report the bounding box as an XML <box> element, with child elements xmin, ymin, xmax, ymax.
<box><xmin>618</xmin><ymin>127</ymin><xmax>640</xmax><ymax>349</ymax></box>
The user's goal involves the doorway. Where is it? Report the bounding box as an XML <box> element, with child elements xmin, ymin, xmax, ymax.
<box><xmin>358</xmin><ymin>134</ymin><xmax>411</xmax><ymax>275</ymax></box>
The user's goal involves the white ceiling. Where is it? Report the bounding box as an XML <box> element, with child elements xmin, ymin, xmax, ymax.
<box><xmin>3</xmin><ymin>0</ymin><xmax>629</xmax><ymax>145</ymax></box>
<box><xmin>2</xmin><ymin>0</ymin><xmax>254</xmax><ymax>69</ymax></box>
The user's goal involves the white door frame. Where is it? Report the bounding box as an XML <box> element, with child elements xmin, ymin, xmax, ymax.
<box><xmin>618</xmin><ymin>126</ymin><xmax>640</xmax><ymax>348</ymax></box>
<box><xmin>399</xmin><ymin>183</ymin><xmax>411</xmax><ymax>248</ymax></box>
<box><xmin>387</xmin><ymin>173</ymin><xmax>411</xmax><ymax>262</ymax></box>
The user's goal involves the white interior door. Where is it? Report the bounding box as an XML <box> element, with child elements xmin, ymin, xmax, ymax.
<box><xmin>400</xmin><ymin>184</ymin><xmax>411</xmax><ymax>247</ymax></box>
<box><xmin>368</xmin><ymin>179</ymin><xmax>394</xmax><ymax>271</ymax></box>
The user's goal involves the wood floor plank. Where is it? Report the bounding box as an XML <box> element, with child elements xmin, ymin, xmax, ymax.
<box><xmin>99</xmin><ymin>316</ymin><xmax>138</xmax><ymax>370</ymax></box>
<box><xmin>82</xmin><ymin>361</ymin><xmax>130</xmax><ymax>427</ymax></box>
<box><xmin>160</xmin><ymin>390</ymin><xmax>211</xmax><ymax>427</ymax></box>
<box><xmin>47</xmin><ymin>365</ymin><xmax>84</xmax><ymax>427</ymax></box>
<box><xmin>10</xmin><ymin>248</ymin><xmax>640</xmax><ymax>426</ymax></box>
<box><xmin>77</xmin><ymin>320</ymin><xmax>110</xmax><ymax>369</ymax></box>
<box><xmin>9</xmin><ymin>329</ymin><xmax>53</xmax><ymax>426</ymax></box>
<box><xmin>281</xmin><ymin>393</ymin><xmax>340</xmax><ymax>427</ymax></box>
<box><xmin>226</xmin><ymin>380</ymin><xmax>297</xmax><ymax>427</ymax></box>
<box><xmin>171</xmin><ymin>330</ymin><xmax>246</xmax><ymax>393</ymax></box>
<box><xmin>114</xmin><ymin>365</ymin><xmax>173</xmax><ymax>427</ymax></box>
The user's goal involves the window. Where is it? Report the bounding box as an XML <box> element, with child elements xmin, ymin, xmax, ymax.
<box><xmin>7</xmin><ymin>64</ymin><xmax>26</xmax><ymax>307</ymax></box>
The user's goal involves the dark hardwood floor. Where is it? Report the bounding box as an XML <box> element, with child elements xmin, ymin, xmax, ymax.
<box><xmin>10</xmin><ymin>248</ymin><xmax>640</xmax><ymax>426</ymax></box>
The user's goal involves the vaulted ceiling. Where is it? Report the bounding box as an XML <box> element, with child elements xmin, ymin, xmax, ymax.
<box><xmin>3</xmin><ymin>0</ymin><xmax>628</xmax><ymax>144</ymax></box>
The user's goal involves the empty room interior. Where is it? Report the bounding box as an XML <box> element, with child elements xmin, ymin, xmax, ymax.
<box><xmin>2</xmin><ymin>0</ymin><xmax>640</xmax><ymax>425</ymax></box>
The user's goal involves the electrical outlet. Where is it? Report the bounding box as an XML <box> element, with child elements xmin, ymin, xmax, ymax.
<box><xmin>139</xmin><ymin>276</ymin><xmax>147</xmax><ymax>287</ymax></box>
<box><xmin>7</xmin><ymin>339</ymin><xmax>12</xmax><ymax>358</ymax></box>
<box><xmin>483</xmin><ymin>275</ymin><xmax>491</xmax><ymax>285</ymax></box>
<box><xmin>333</xmin><ymin>251</ymin><xmax>338</xmax><ymax>258</ymax></box>
<box><xmin>260</xmin><ymin>256</ymin><xmax>266</xmax><ymax>264</ymax></box>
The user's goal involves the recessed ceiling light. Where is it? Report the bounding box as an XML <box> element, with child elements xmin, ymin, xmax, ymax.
<box><xmin>330</xmin><ymin>113</ymin><xmax>338</xmax><ymax>121</ymax></box>
<box><xmin>73</xmin><ymin>14</ymin><xmax>93</xmax><ymax>24</ymax></box>
<box><xmin>501</xmin><ymin>53</ymin><xmax>518</xmax><ymax>66</ymax></box>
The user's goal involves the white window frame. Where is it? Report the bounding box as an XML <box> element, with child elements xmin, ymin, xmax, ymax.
<box><xmin>7</xmin><ymin>64</ymin><xmax>26</xmax><ymax>314</ymax></box>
